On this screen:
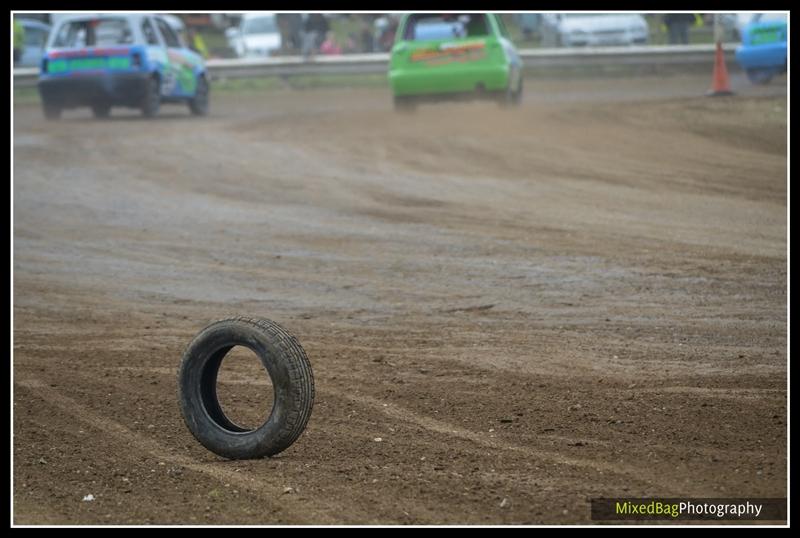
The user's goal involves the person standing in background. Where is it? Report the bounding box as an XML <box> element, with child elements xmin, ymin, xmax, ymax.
<box><xmin>302</xmin><ymin>13</ymin><xmax>329</xmax><ymax>59</ymax></box>
<box><xmin>276</xmin><ymin>13</ymin><xmax>291</xmax><ymax>53</ymax></box>
<box><xmin>288</xmin><ymin>14</ymin><xmax>303</xmax><ymax>52</ymax></box>
<box><xmin>187</xmin><ymin>27</ymin><xmax>209</xmax><ymax>58</ymax></box>
<box><xmin>319</xmin><ymin>31</ymin><xmax>342</xmax><ymax>55</ymax></box>
<box><xmin>663</xmin><ymin>13</ymin><xmax>695</xmax><ymax>45</ymax></box>
<box><xmin>358</xmin><ymin>16</ymin><xmax>373</xmax><ymax>53</ymax></box>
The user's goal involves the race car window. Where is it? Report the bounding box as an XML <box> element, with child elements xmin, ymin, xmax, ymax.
<box><xmin>494</xmin><ymin>15</ymin><xmax>512</xmax><ymax>39</ymax></box>
<box><xmin>155</xmin><ymin>18</ymin><xmax>181</xmax><ymax>48</ymax></box>
<box><xmin>53</xmin><ymin>18</ymin><xmax>134</xmax><ymax>48</ymax></box>
<box><xmin>141</xmin><ymin>19</ymin><xmax>159</xmax><ymax>46</ymax></box>
<box><xmin>404</xmin><ymin>14</ymin><xmax>488</xmax><ymax>41</ymax></box>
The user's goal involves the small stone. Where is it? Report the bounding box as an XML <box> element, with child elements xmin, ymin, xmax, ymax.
<box><xmin>373</xmin><ymin>437</ymin><xmax>383</xmax><ymax>442</ymax></box>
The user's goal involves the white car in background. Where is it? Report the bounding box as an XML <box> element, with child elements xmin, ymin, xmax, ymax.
<box><xmin>541</xmin><ymin>13</ymin><xmax>649</xmax><ymax>47</ymax></box>
<box><xmin>227</xmin><ymin>12</ymin><xmax>281</xmax><ymax>58</ymax></box>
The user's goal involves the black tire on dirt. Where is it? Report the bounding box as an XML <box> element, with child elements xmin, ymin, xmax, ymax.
<box><xmin>141</xmin><ymin>76</ymin><xmax>161</xmax><ymax>118</ymax></box>
<box><xmin>178</xmin><ymin>317</ymin><xmax>315</xmax><ymax>460</ymax></box>
<box><xmin>393</xmin><ymin>95</ymin><xmax>417</xmax><ymax>113</ymax></box>
<box><xmin>42</xmin><ymin>101</ymin><xmax>62</xmax><ymax>120</ymax></box>
<box><xmin>188</xmin><ymin>76</ymin><xmax>209</xmax><ymax>116</ymax></box>
<box><xmin>512</xmin><ymin>77</ymin><xmax>524</xmax><ymax>106</ymax></box>
<box><xmin>92</xmin><ymin>104</ymin><xmax>112</xmax><ymax>119</ymax></box>
<box><xmin>746</xmin><ymin>68</ymin><xmax>775</xmax><ymax>85</ymax></box>
<box><xmin>499</xmin><ymin>76</ymin><xmax>523</xmax><ymax>108</ymax></box>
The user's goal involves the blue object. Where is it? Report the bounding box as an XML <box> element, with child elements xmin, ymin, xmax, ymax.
<box><xmin>38</xmin><ymin>14</ymin><xmax>208</xmax><ymax>118</ymax></box>
<box><xmin>735</xmin><ymin>14</ymin><xmax>787</xmax><ymax>84</ymax></box>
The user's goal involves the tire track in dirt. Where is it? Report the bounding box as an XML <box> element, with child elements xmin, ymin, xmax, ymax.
<box><xmin>102</xmin><ymin>365</ymin><xmax>697</xmax><ymax>496</ymax></box>
<box><xmin>14</xmin><ymin>377</ymin><xmax>344</xmax><ymax>524</ymax></box>
<box><xmin>14</xmin><ymin>81</ymin><xmax>786</xmax><ymax>523</ymax></box>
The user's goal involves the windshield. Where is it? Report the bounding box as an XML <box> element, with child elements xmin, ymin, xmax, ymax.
<box><xmin>414</xmin><ymin>21</ymin><xmax>466</xmax><ymax>40</ymax></box>
<box><xmin>53</xmin><ymin>18</ymin><xmax>134</xmax><ymax>47</ymax></box>
<box><xmin>404</xmin><ymin>14</ymin><xmax>489</xmax><ymax>41</ymax></box>
<box><xmin>243</xmin><ymin>16</ymin><xmax>277</xmax><ymax>35</ymax></box>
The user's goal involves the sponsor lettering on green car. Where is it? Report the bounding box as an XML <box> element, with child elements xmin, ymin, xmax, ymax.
<box><xmin>389</xmin><ymin>13</ymin><xmax>523</xmax><ymax>110</ymax></box>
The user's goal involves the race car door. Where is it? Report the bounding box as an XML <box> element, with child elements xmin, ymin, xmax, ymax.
<box><xmin>153</xmin><ymin>16</ymin><xmax>187</xmax><ymax>98</ymax></box>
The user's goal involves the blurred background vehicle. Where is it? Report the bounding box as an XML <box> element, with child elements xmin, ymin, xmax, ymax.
<box><xmin>540</xmin><ymin>13</ymin><xmax>649</xmax><ymax>47</ymax></box>
<box><xmin>227</xmin><ymin>12</ymin><xmax>281</xmax><ymax>58</ymax></box>
<box><xmin>38</xmin><ymin>13</ymin><xmax>209</xmax><ymax>119</ymax></box>
<box><xmin>389</xmin><ymin>13</ymin><xmax>523</xmax><ymax>111</ymax></box>
<box><xmin>515</xmin><ymin>13</ymin><xmax>542</xmax><ymax>42</ymax></box>
<box><xmin>735</xmin><ymin>13</ymin><xmax>787</xmax><ymax>84</ymax></box>
<box><xmin>15</xmin><ymin>18</ymin><xmax>51</xmax><ymax>67</ymax></box>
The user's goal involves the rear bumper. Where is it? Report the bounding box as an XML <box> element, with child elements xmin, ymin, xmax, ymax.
<box><xmin>390</xmin><ymin>64</ymin><xmax>510</xmax><ymax>97</ymax></box>
<box><xmin>735</xmin><ymin>43</ymin><xmax>787</xmax><ymax>70</ymax></box>
<box><xmin>38</xmin><ymin>73</ymin><xmax>150</xmax><ymax>108</ymax></box>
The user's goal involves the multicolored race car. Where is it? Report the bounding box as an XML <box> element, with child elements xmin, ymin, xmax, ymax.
<box><xmin>735</xmin><ymin>13</ymin><xmax>787</xmax><ymax>85</ymax></box>
<box><xmin>38</xmin><ymin>14</ymin><xmax>209</xmax><ymax>119</ymax></box>
<box><xmin>388</xmin><ymin>13</ymin><xmax>523</xmax><ymax>110</ymax></box>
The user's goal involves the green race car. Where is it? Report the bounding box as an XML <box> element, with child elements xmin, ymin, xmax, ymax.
<box><xmin>389</xmin><ymin>13</ymin><xmax>523</xmax><ymax>110</ymax></box>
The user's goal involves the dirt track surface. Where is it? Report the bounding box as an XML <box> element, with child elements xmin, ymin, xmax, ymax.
<box><xmin>13</xmin><ymin>74</ymin><xmax>787</xmax><ymax>525</ymax></box>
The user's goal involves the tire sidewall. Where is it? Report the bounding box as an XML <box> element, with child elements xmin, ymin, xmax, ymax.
<box><xmin>142</xmin><ymin>77</ymin><xmax>161</xmax><ymax>117</ymax></box>
<box><xmin>92</xmin><ymin>104</ymin><xmax>111</xmax><ymax>118</ymax></box>
<box><xmin>746</xmin><ymin>68</ymin><xmax>774</xmax><ymax>85</ymax></box>
<box><xmin>43</xmin><ymin>102</ymin><xmax>62</xmax><ymax>120</ymax></box>
<box><xmin>190</xmin><ymin>76</ymin><xmax>209</xmax><ymax>116</ymax></box>
<box><xmin>179</xmin><ymin>321</ymin><xmax>296</xmax><ymax>459</ymax></box>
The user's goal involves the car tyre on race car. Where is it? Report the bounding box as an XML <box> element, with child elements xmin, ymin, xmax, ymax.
<box><xmin>499</xmin><ymin>78</ymin><xmax>523</xmax><ymax>108</ymax></box>
<box><xmin>178</xmin><ymin>317</ymin><xmax>315</xmax><ymax>460</ymax></box>
<box><xmin>42</xmin><ymin>101</ymin><xmax>62</xmax><ymax>120</ymax></box>
<box><xmin>393</xmin><ymin>95</ymin><xmax>417</xmax><ymax>113</ymax></box>
<box><xmin>92</xmin><ymin>103</ymin><xmax>112</xmax><ymax>119</ymax></box>
<box><xmin>745</xmin><ymin>67</ymin><xmax>777</xmax><ymax>85</ymax></box>
<box><xmin>188</xmin><ymin>76</ymin><xmax>209</xmax><ymax>116</ymax></box>
<box><xmin>511</xmin><ymin>77</ymin><xmax>523</xmax><ymax>106</ymax></box>
<box><xmin>141</xmin><ymin>76</ymin><xmax>161</xmax><ymax>118</ymax></box>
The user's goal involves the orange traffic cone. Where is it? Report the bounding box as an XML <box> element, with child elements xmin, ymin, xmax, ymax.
<box><xmin>707</xmin><ymin>41</ymin><xmax>734</xmax><ymax>97</ymax></box>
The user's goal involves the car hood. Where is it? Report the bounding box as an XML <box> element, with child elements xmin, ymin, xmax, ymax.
<box><xmin>560</xmin><ymin>15</ymin><xmax>646</xmax><ymax>33</ymax></box>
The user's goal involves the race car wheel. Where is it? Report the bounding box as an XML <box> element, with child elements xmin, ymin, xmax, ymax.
<box><xmin>42</xmin><ymin>102</ymin><xmax>62</xmax><ymax>121</ymax></box>
<box><xmin>92</xmin><ymin>104</ymin><xmax>112</xmax><ymax>119</ymax></box>
<box><xmin>512</xmin><ymin>77</ymin><xmax>524</xmax><ymax>106</ymax></box>
<box><xmin>178</xmin><ymin>317</ymin><xmax>315</xmax><ymax>460</ymax></box>
<box><xmin>500</xmin><ymin>77</ymin><xmax>523</xmax><ymax>108</ymax></box>
<box><xmin>141</xmin><ymin>76</ymin><xmax>161</xmax><ymax>118</ymax></box>
<box><xmin>393</xmin><ymin>95</ymin><xmax>417</xmax><ymax>113</ymax></box>
<box><xmin>746</xmin><ymin>68</ymin><xmax>775</xmax><ymax>85</ymax></box>
<box><xmin>188</xmin><ymin>76</ymin><xmax>209</xmax><ymax>116</ymax></box>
